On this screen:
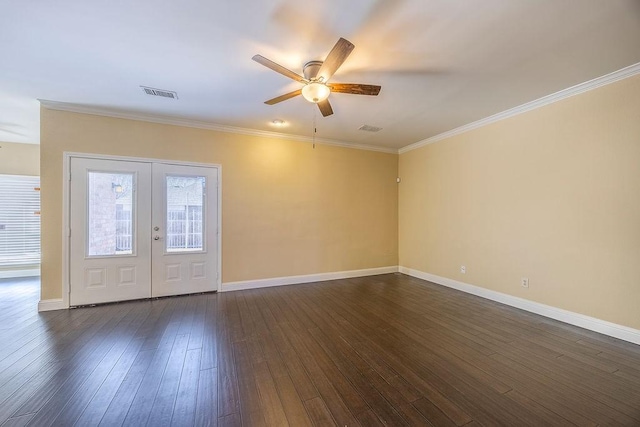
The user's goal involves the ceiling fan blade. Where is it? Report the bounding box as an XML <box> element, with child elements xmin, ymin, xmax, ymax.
<box><xmin>317</xmin><ymin>99</ymin><xmax>333</xmax><ymax>117</ymax></box>
<box><xmin>328</xmin><ymin>83</ymin><xmax>381</xmax><ymax>96</ymax></box>
<box><xmin>264</xmin><ymin>89</ymin><xmax>302</xmax><ymax>105</ymax></box>
<box><xmin>317</xmin><ymin>38</ymin><xmax>355</xmax><ymax>82</ymax></box>
<box><xmin>252</xmin><ymin>55</ymin><xmax>308</xmax><ymax>83</ymax></box>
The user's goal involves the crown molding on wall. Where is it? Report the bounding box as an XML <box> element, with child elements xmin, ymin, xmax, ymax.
<box><xmin>38</xmin><ymin>100</ymin><xmax>397</xmax><ymax>154</ymax></box>
<box><xmin>399</xmin><ymin>62</ymin><xmax>640</xmax><ymax>154</ymax></box>
<box><xmin>400</xmin><ymin>267</ymin><xmax>640</xmax><ymax>346</ymax></box>
<box><xmin>39</xmin><ymin>62</ymin><xmax>640</xmax><ymax>156</ymax></box>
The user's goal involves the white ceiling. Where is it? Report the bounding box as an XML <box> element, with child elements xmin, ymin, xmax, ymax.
<box><xmin>2</xmin><ymin>0</ymin><xmax>639</xmax><ymax>150</ymax></box>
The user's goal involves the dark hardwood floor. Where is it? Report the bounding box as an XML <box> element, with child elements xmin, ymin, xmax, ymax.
<box><xmin>1</xmin><ymin>274</ymin><xmax>640</xmax><ymax>426</ymax></box>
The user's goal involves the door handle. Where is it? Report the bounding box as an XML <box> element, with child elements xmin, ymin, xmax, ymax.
<box><xmin>154</xmin><ymin>235</ymin><xmax>161</xmax><ymax>240</ymax></box>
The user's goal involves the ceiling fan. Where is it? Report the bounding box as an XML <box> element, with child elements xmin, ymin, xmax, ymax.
<box><xmin>252</xmin><ymin>38</ymin><xmax>381</xmax><ymax>117</ymax></box>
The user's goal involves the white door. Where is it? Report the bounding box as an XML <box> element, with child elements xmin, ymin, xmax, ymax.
<box><xmin>151</xmin><ymin>163</ymin><xmax>218</xmax><ymax>297</ymax></box>
<box><xmin>69</xmin><ymin>158</ymin><xmax>152</xmax><ymax>305</ymax></box>
<box><xmin>69</xmin><ymin>157</ymin><xmax>219</xmax><ymax>306</ymax></box>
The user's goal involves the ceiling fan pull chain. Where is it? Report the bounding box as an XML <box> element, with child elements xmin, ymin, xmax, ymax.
<box><xmin>313</xmin><ymin>109</ymin><xmax>317</xmax><ymax>149</ymax></box>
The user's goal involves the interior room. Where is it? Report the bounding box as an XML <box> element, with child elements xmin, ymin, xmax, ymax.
<box><xmin>1</xmin><ymin>1</ymin><xmax>639</xmax><ymax>425</ymax></box>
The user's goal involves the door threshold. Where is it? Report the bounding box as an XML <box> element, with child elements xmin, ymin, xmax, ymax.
<box><xmin>71</xmin><ymin>290</ymin><xmax>218</xmax><ymax>308</ymax></box>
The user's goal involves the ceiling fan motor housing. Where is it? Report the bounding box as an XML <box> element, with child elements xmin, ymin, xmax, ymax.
<box><xmin>303</xmin><ymin>61</ymin><xmax>323</xmax><ymax>80</ymax></box>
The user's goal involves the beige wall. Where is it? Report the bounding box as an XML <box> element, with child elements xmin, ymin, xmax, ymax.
<box><xmin>0</xmin><ymin>141</ymin><xmax>39</xmax><ymax>176</ymax></box>
<box><xmin>399</xmin><ymin>75</ymin><xmax>640</xmax><ymax>329</ymax></box>
<box><xmin>40</xmin><ymin>73</ymin><xmax>640</xmax><ymax>331</ymax></box>
<box><xmin>40</xmin><ymin>108</ymin><xmax>398</xmax><ymax>300</ymax></box>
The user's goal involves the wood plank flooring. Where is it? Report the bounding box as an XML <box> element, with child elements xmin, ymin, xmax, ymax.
<box><xmin>1</xmin><ymin>274</ymin><xmax>640</xmax><ymax>426</ymax></box>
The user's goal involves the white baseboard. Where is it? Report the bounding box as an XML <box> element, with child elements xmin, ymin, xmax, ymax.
<box><xmin>399</xmin><ymin>267</ymin><xmax>640</xmax><ymax>346</ymax></box>
<box><xmin>222</xmin><ymin>266</ymin><xmax>399</xmax><ymax>292</ymax></box>
<box><xmin>38</xmin><ymin>298</ymin><xmax>68</xmax><ymax>312</ymax></box>
<box><xmin>0</xmin><ymin>268</ymin><xmax>40</xmax><ymax>279</ymax></box>
<box><xmin>36</xmin><ymin>266</ymin><xmax>398</xmax><ymax>311</ymax></box>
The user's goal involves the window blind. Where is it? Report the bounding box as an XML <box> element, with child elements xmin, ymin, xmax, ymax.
<box><xmin>0</xmin><ymin>175</ymin><xmax>41</xmax><ymax>267</ymax></box>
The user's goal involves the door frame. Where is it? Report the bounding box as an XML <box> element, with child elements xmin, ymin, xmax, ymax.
<box><xmin>61</xmin><ymin>152</ymin><xmax>222</xmax><ymax>309</ymax></box>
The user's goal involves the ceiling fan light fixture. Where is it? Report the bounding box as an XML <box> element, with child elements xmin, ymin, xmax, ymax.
<box><xmin>301</xmin><ymin>82</ymin><xmax>330</xmax><ymax>103</ymax></box>
<box><xmin>253</xmin><ymin>37</ymin><xmax>378</xmax><ymax>117</ymax></box>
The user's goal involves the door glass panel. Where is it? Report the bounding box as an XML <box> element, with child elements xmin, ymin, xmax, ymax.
<box><xmin>166</xmin><ymin>176</ymin><xmax>205</xmax><ymax>252</ymax></box>
<box><xmin>87</xmin><ymin>172</ymin><xmax>134</xmax><ymax>256</ymax></box>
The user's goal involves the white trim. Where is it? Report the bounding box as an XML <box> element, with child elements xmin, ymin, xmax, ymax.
<box><xmin>215</xmin><ymin>166</ymin><xmax>222</xmax><ymax>293</ymax></box>
<box><xmin>38</xmin><ymin>298</ymin><xmax>67</xmax><ymax>312</ymax></box>
<box><xmin>0</xmin><ymin>268</ymin><xmax>40</xmax><ymax>279</ymax></box>
<box><xmin>399</xmin><ymin>62</ymin><xmax>640</xmax><ymax>154</ymax></box>
<box><xmin>399</xmin><ymin>267</ymin><xmax>640</xmax><ymax>346</ymax></box>
<box><xmin>221</xmin><ymin>266</ymin><xmax>399</xmax><ymax>292</ymax></box>
<box><xmin>39</xmin><ymin>100</ymin><xmax>397</xmax><ymax>154</ymax></box>
<box><xmin>64</xmin><ymin>151</ymin><xmax>222</xmax><ymax>169</ymax></box>
<box><xmin>62</xmin><ymin>152</ymin><xmax>71</xmax><ymax>310</ymax></box>
<box><xmin>61</xmin><ymin>152</ymin><xmax>223</xmax><ymax>305</ymax></box>
<box><xmin>40</xmin><ymin>63</ymin><xmax>640</xmax><ymax>156</ymax></box>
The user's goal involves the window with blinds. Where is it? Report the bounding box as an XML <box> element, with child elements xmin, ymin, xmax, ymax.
<box><xmin>0</xmin><ymin>175</ymin><xmax>41</xmax><ymax>268</ymax></box>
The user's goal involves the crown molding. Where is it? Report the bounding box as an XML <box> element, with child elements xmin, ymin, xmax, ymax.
<box><xmin>39</xmin><ymin>62</ymin><xmax>640</xmax><ymax>156</ymax></box>
<box><xmin>399</xmin><ymin>62</ymin><xmax>640</xmax><ymax>154</ymax></box>
<box><xmin>38</xmin><ymin>100</ymin><xmax>398</xmax><ymax>154</ymax></box>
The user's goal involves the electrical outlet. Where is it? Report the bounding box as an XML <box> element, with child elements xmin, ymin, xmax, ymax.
<box><xmin>460</xmin><ymin>265</ymin><xmax>466</xmax><ymax>274</ymax></box>
<box><xmin>521</xmin><ymin>277</ymin><xmax>529</xmax><ymax>288</ymax></box>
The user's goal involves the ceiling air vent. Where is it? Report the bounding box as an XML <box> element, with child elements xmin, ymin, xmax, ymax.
<box><xmin>358</xmin><ymin>124</ymin><xmax>383</xmax><ymax>133</ymax></box>
<box><xmin>141</xmin><ymin>86</ymin><xmax>178</xmax><ymax>99</ymax></box>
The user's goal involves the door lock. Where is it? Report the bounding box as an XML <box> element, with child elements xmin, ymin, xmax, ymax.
<box><xmin>153</xmin><ymin>226</ymin><xmax>160</xmax><ymax>231</ymax></box>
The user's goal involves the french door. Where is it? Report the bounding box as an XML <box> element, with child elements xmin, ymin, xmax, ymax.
<box><xmin>151</xmin><ymin>163</ymin><xmax>219</xmax><ymax>297</ymax></box>
<box><xmin>69</xmin><ymin>157</ymin><xmax>219</xmax><ymax>306</ymax></box>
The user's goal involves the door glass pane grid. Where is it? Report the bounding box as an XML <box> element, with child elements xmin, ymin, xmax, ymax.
<box><xmin>115</xmin><ymin>205</ymin><xmax>132</xmax><ymax>252</ymax></box>
<box><xmin>166</xmin><ymin>176</ymin><xmax>205</xmax><ymax>253</ymax></box>
<box><xmin>87</xmin><ymin>172</ymin><xmax>134</xmax><ymax>256</ymax></box>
